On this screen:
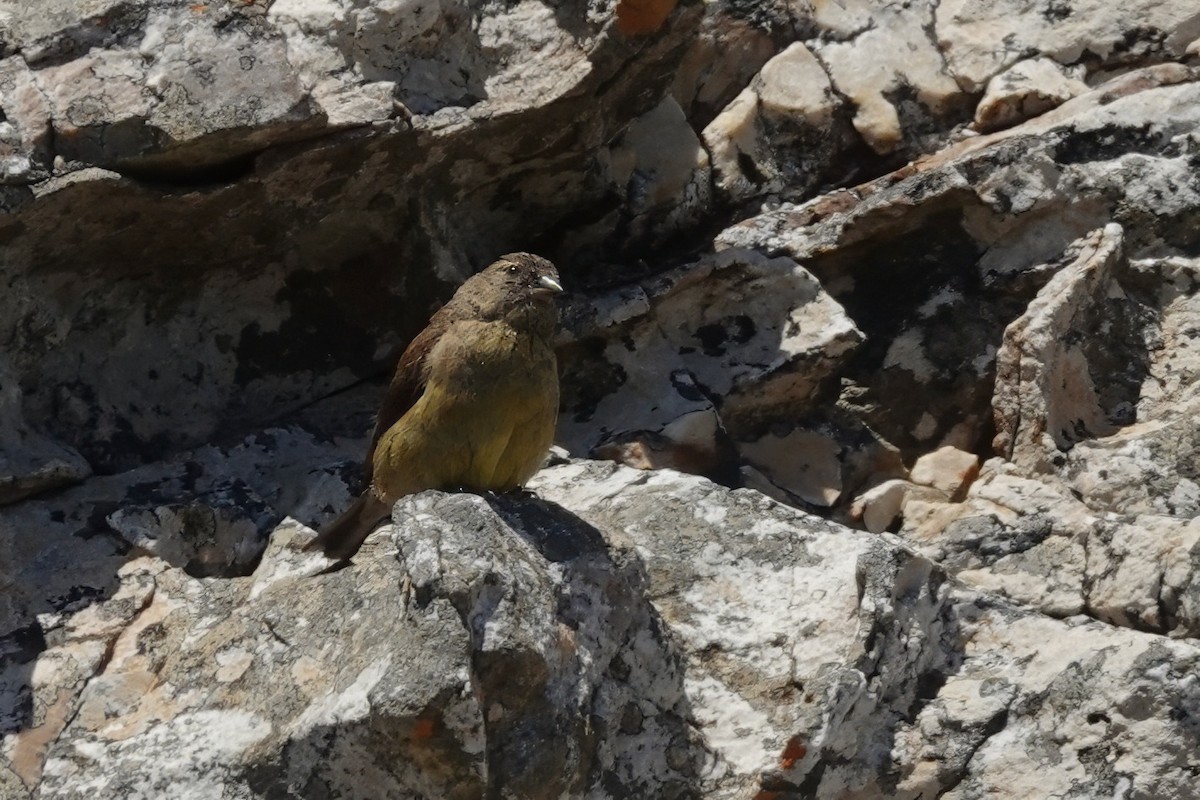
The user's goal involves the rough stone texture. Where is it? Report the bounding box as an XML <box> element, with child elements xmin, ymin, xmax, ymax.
<box><xmin>0</xmin><ymin>0</ymin><xmax>703</xmax><ymax>474</ymax></box>
<box><xmin>674</xmin><ymin>0</ymin><xmax>1200</xmax><ymax>208</ymax></box>
<box><xmin>4</xmin><ymin>462</ymin><xmax>1200</xmax><ymax>798</ymax></box>
<box><xmin>599</xmin><ymin>95</ymin><xmax>713</xmax><ymax>251</ymax></box>
<box><xmin>808</xmin><ymin>0</ymin><xmax>968</xmax><ymax>156</ymax></box>
<box><xmin>0</xmin><ymin>358</ymin><xmax>90</xmax><ymax>505</ymax></box>
<box><xmin>558</xmin><ymin>248</ymin><xmax>864</xmax><ymax>489</ymax></box>
<box><xmin>992</xmin><ymin>224</ymin><xmax>1133</xmax><ymax>471</ymax></box>
<box><xmin>706</xmin><ymin>63</ymin><xmax>1200</xmax><ymax>643</ymax></box>
<box><xmin>6</xmin><ymin>1</ymin><xmax>1200</xmax><ymax>797</ymax></box>
<box><xmin>702</xmin><ymin>41</ymin><xmax>844</xmax><ymax>203</ymax></box>
<box><xmin>937</xmin><ymin>0</ymin><xmax>1200</xmax><ymax>92</ymax></box>
<box><xmin>973</xmin><ymin>57</ymin><xmax>1091</xmax><ymax>133</ymax></box>
<box><xmin>909</xmin><ymin>446</ymin><xmax>980</xmax><ymax>497</ymax></box>
<box><xmin>717</xmin><ymin>64</ymin><xmax>1200</xmax><ymax>463</ymax></box>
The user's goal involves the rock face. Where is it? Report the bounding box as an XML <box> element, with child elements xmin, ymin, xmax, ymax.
<box><xmin>6</xmin><ymin>463</ymin><xmax>1200</xmax><ymax>799</ymax></box>
<box><xmin>0</xmin><ymin>0</ymin><xmax>702</xmax><ymax>474</ymax></box>
<box><xmin>5</xmin><ymin>0</ymin><xmax>1200</xmax><ymax>797</ymax></box>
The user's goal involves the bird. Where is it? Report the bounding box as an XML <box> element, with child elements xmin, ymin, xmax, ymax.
<box><xmin>306</xmin><ymin>252</ymin><xmax>564</xmax><ymax>560</ymax></box>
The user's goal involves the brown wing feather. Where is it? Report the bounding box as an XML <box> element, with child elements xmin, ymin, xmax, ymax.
<box><xmin>360</xmin><ymin>307</ymin><xmax>455</xmax><ymax>486</ymax></box>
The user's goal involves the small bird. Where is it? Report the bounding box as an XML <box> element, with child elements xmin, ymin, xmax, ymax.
<box><xmin>307</xmin><ymin>253</ymin><xmax>564</xmax><ymax>560</ymax></box>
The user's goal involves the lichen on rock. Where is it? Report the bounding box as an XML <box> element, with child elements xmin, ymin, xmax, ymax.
<box><xmin>4</xmin><ymin>0</ymin><xmax>1200</xmax><ymax>796</ymax></box>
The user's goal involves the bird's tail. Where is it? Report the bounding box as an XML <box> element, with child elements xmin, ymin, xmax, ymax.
<box><xmin>304</xmin><ymin>492</ymin><xmax>391</xmax><ymax>561</ymax></box>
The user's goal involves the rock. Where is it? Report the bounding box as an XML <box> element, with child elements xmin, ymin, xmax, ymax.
<box><xmin>702</xmin><ymin>42</ymin><xmax>842</xmax><ymax>202</ymax></box>
<box><xmin>717</xmin><ymin>65</ymin><xmax>1200</xmax><ymax>465</ymax></box>
<box><xmin>896</xmin><ymin>460</ymin><xmax>1094</xmax><ymax>618</ymax></box>
<box><xmin>689</xmin><ymin>0</ymin><xmax>1200</xmax><ymax>199</ymax></box>
<box><xmin>892</xmin><ymin>454</ymin><xmax>1200</xmax><ymax>638</ymax></box>
<box><xmin>992</xmin><ymin>224</ymin><xmax>1145</xmax><ymax>471</ymax></box>
<box><xmin>0</xmin><ymin>57</ymin><xmax>53</xmax><ymax>185</ymax></box>
<box><xmin>105</xmin><ymin>487</ymin><xmax>273</xmax><ymax>579</ymax></box>
<box><xmin>738</xmin><ymin>413</ymin><xmax>907</xmax><ymax>509</ymax></box>
<box><xmin>0</xmin><ymin>0</ymin><xmax>703</xmax><ymax>473</ymax></box>
<box><xmin>41</xmin><ymin>15</ymin><xmax>323</xmax><ymax>174</ymax></box>
<box><xmin>0</xmin><ymin>358</ymin><xmax>90</xmax><ymax>505</ymax></box>
<box><xmin>1055</xmin><ymin>253</ymin><xmax>1200</xmax><ymax>520</ymax></box>
<box><xmin>600</xmin><ymin>96</ymin><xmax>713</xmax><ymax>250</ymax></box>
<box><xmin>807</xmin><ymin>0</ymin><xmax>967</xmax><ymax>155</ymax></box>
<box><xmin>973</xmin><ymin>57</ymin><xmax>1091</xmax><ymax>133</ymax></box>
<box><xmin>6</xmin><ymin>461</ymin><xmax>1200</xmax><ymax>797</ymax></box>
<box><xmin>671</xmin><ymin>0</ymin><xmax>789</xmax><ymax>128</ymax></box>
<box><xmin>5</xmin><ymin>3</ymin><xmax>1200</xmax><ymax>796</ymax></box>
<box><xmin>849</xmin><ymin>478</ymin><xmax>912</xmax><ymax>533</ymax></box>
<box><xmin>909</xmin><ymin>445</ymin><xmax>981</xmax><ymax>497</ymax></box>
<box><xmin>558</xmin><ymin>248</ymin><xmax>864</xmax><ymax>481</ymax></box>
<box><xmin>937</xmin><ymin>0</ymin><xmax>1200</xmax><ymax>92</ymax></box>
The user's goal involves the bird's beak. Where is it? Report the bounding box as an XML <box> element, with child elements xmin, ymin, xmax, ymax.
<box><xmin>536</xmin><ymin>274</ymin><xmax>564</xmax><ymax>294</ymax></box>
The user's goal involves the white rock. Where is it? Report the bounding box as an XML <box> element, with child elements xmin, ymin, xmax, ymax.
<box><xmin>974</xmin><ymin>57</ymin><xmax>1091</xmax><ymax>132</ymax></box>
<box><xmin>909</xmin><ymin>446</ymin><xmax>981</xmax><ymax>496</ymax></box>
<box><xmin>850</xmin><ymin>478</ymin><xmax>912</xmax><ymax>533</ymax></box>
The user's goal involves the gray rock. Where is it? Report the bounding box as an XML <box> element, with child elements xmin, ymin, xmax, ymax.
<box><xmin>0</xmin><ymin>0</ymin><xmax>703</xmax><ymax>472</ymax></box>
<box><xmin>0</xmin><ymin>357</ymin><xmax>90</xmax><ymax>504</ymax></box>
<box><xmin>702</xmin><ymin>42</ymin><xmax>844</xmax><ymax>203</ymax></box>
<box><xmin>717</xmin><ymin>65</ymin><xmax>1200</xmax><ymax>464</ymax></box>
<box><xmin>4</xmin><ymin>2</ymin><xmax>1200</xmax><ymax>796</ymax></box>
<box><xmin>5</xmin><ymin>462</ymin><xmax>1199</xmax><ymax>797</ymax></box>
<box><xmin>992</xmin><ymin>224</ymin><xmax>1136</xmax><ymax>470</ymax></box>
<box><xmin>558</xmin><ymin>248</ymin><xmax>864</xmax><ymax>488</ymax></box>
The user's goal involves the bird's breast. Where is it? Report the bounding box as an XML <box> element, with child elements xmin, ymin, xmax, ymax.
<box><xmin>371</xmin><ymin>319</ymin><xmax>559</xmax><ymax>501</ymax></box>
<box><xmin>428</xmin><ymin>319</ymin><xmax>557</xmax><ymax>394</ymax></box>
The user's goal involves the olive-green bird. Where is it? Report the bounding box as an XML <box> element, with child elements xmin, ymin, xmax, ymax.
<box><xmin>307</xmin><ymin>253</ymin><xmax>564</xmax><ymax>560</ymax></box>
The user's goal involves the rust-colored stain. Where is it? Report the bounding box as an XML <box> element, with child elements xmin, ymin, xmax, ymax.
<box><xmin>615</xmin><ymin>0</ymin><xmax>678</xmax><ymax>36</ymax></box>
<box><xmin>779</xmin><ymin>735</ymin><xmax>808</xmax><ymax>769</ymax></box>
<box><xmin>189</xmin><ymin>4</ymin><xmax>208</xmax><ymax>12</ymax></box>
<box><xmin>413</xmin><ymin>717</ymin><xmax>436</xmax><ymax>739</ymax></box>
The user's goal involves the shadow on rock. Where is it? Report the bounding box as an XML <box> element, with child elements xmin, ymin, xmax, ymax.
<box><xmin>211</xmin><ymin>490</ymin><xmax>708</xmax><ymax>800</ymax></box>
<box><xmin>0</xmin><ymin>490</ymin><xmax>132</xmax><ymax>743</ymax></box>
<box><xmin>400</xmin><ymin>491</ymin><xmax>708</xmax><ymax>798</ymax></box>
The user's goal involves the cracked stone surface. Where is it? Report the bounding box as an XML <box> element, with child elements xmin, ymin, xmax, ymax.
<box><xmin>5</xmin><ymin>1</ymin><xmax>1200</xmax><ymax>796</ymax></box>
<box><xmin>0</xmin><ymin>0</ymin><xmax>703</xmax><ymax>474</ymax></box>
<box><xmin>5</xmin><ymin>462</ymin><xmax>1200</xmax><ymax>798</ymax></box>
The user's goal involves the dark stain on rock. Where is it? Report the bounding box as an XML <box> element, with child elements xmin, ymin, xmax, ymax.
<box><xmin>693</xmin><ymin>323</ymin><xmax>728</xmax><ymax>356</ymax></box>
<box><xmin>135</xmin><ymin>621</ymin><xmax>169</xmax><ymax>657</ymax></box>
<box><xmin>47</xmin><ymin>583</ymin><xmax>108</xmax><ymax>615</ymax></box>
<box><xmin>669</xmin><ymin>370</ymin><xmax>707</xmax><ymax>403</ymax></box>
<box><xmin>723</xmin><ymin>0</ymin><xmax>795</xmax><ymax>36</ymax></box>
<box><xmin>729</xmin><ymin>314</ymin><xmax>756</xmax><ymax>343</ymax></box>
<box><xmin>0</xmin><ymin>625</ymin><xmax>40</xmax><ymax>734</ymax></box>
<box><xmin>1043</xmin><ymin>0</ymin><xmax>1072</xmax><ymax>22</ymax></box>
<box><xmin>737</xmin><ymin>150</ymin><xmax>768</xmax><ymax>188</ymax></box>
<box><xmin>17</xmin><ymin>1</ymin><xmax>152</xmax><ymax>68</ymax></box>
<box><xmin>1054</xmin><ymin>123</ymin><xmax>1183</xmax><ymax>165</ymax></box>
<box><xmin>0</xmin><ymin>622</ymin><xmax>47</xmax><ymax>668</ymax></box>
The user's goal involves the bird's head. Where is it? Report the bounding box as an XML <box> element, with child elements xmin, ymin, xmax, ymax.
<box><xmin>464</xmin><ymin>252</ymin><xmax>564</xmax><ymax>333</ymax></box>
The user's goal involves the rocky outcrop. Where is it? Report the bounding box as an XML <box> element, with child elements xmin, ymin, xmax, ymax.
<box><xmin>0</xmin><ymin>0</ymin><xmax>702</xmax><ymax>474</ymax></box>
<box><xmin>6</xmin><ymin>0</ymin><xmax>1200</xmax><ymax>797</ymax></box>
<box><xmin>7</xmin><ymin>462</ymin><xmax>1200</xmax><ymax>799</ymax></box>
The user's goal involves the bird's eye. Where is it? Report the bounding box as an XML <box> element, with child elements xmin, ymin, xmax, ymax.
<box><xmin>506</xmin><ymin>265</ymin><xmax>519</xmax><ymax>274</ymax></box>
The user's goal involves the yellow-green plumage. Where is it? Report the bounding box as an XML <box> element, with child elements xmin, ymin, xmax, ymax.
<box><xmin>372</xmin><ymin>317</ymin><xmax>559</xmax><ymax>501</ymax></box>
<box><xmin>305</xmin><ymin>252</ymin><xmax>563</xmax><ymax>561</ymax></box>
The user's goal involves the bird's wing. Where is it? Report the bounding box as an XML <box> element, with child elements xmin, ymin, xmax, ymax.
<box><xmin>361</xmin><ymin>312</ymin><xmax>452</xmax><ymax>486</ymax></box>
